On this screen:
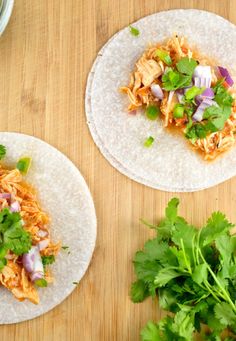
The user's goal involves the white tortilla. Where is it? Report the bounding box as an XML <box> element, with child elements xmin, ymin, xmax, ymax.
<box><xmin>0</xmin><ymin>0</ymin><xmax>14</xmax><ymax>35</ymax></box>
<box><xmin>85</xmin><ymin>9</ymin><xmax>236</xmax><ymax>192</ymax></box>
<box><xmin>0</xmin><ymin>132</ymin><xmax>97</xmax><ymax>324</ymax></box>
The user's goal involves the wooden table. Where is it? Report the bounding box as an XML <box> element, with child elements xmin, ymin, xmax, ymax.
<box><xmin>0</xmin><ymin>0</ymin><xmax>236</xmax><ymax>340</ymax></box>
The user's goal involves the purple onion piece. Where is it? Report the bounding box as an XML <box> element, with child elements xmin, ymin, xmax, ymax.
<box><xmin>167</xmin><ymin>90</ymin><xmax>175</xmax><ymax>107</ymax></box>
<box><xmin>193</xmin><ymin>65</ymin><xmax>212</xmax><ymax>78</ymax></box>
<box><xmin>193</xmin><ymin>65</ymin><xmax>212</xmax><ymax>88</ymax></box>
<box><xmin>177</xmin><ymin>92</ymin><xmax>184</xmax><ymax>104</ymax></box>
<box><xmin>37</xmin><ymin>229</ymin><xmax>48</xmax><ymax>238</ymax></box>
<box><xmin>10</xmin><ymin>201</ymin><xmax>20</xmax><ymax>212</ymax></box>
<box><xmin>151</xmin><ymin>84</ymin><xmax>164</xmax><ymax>100</ymax></box>
<box><xmin>194</xmin><ymin>77</ymin><xmax>211</xmax><ymax>88</ymax></box>
<box><xmin>202</xmin><ymin>88</ymin><xmax>214</xmax><ymax>98</ymax></box>
<box><xmin>129</xmin><ymin>110</ymin><xmax>137</xmax><ymax>115</ymax></box>
<box><xmin>0</xmin><ymin>193</ymin><xmax>11</xmax><ymax>199</ymax></box>
<box><xmin>22</xmin><ymin>247</ymin><xmax>36</xmax><ymax>273</ymax></box>
<box><xmin>218</xmin><ymin>66</ymin><xmax>234</xmax><ymax>87</ymax></box>
<box><xmin>192</xmin><ymin>99</ymin><xmax>218</xmax><ymax>122</ymax></box>
<box><xmin>195</xmin><ymin>88</ymin><xmax>215</xmax><ymax>106</ymax></box>
<box><xmin>38</xmin><ymin>239</ymin><xmax>49</xmax><ymax>251</ymax></box>
<box><xmin>30</xmin><ymin>271</ymin><xmax>44</xmax><ymax>282</ymax></box>
<box><xmin>22</xmin><ymin>246</ymin><xmax>44</xmax><ymax>282</ymax></box>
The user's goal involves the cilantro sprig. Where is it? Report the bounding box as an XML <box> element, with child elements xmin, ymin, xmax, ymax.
<box><xmin>0</xmin><ymin>208</ymin><xmax>32</xmax><ymax>270</ymax></box>
<box><xmin>131</xmin><ymin>198</ymin><xmax>236</xmax><ymax>340</ymax></box>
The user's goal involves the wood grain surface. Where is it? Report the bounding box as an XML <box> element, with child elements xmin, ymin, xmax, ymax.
<box><xmin>0</xmin><ymin>0</ymin><xmax>236</xmax><ymax>340</ymax></box>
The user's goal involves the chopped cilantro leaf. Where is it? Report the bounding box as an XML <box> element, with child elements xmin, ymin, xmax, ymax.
<box><xmin>42</xmin><ymin>255</ymin><xmax>55</xmax><ymax>267</ymax></box>
<box><xmin>213</xmin><ymin>82</ymin><xmax>234</xmax><ymax>107</ymax></box>
<box><xmin>0</xmin><ymin>208</ymin><xmax>32</xmax><ymax>271</ymax></box>
<box><xmin>129</xmin><ymin>25</ymin><xmax>140</xmax><ymax>37</ymax></box>
<box><xmin>62</xmin><ymin>245</ymin><xmax>69</xmax><ymax>250</ymax></box>
<box><xmin>0</xmin><ymin>145</ymin><xmax>6</xmax><ymax>160</ymax></box>
<box><xmin>185</xmin><ymin>86</ymin><xmax>204</xmax><ymax>101</ymax></box>
<box><xmin>35</xmin><ymin>278</ymin><xmax>48</xmax><ymax>287</ymax></box>
<box><xmin>162</xmin><ymin>69</ymin><xmax>191</xmax><ymax>91</ymax></box>
<box><xmin>16</xmin><ymin>157</ymin><xmax>32</xmax><ymax>175</ymax></box>
<box><xmin>176</xmin><ymin>57</ymin><xmax>198</xmax><ymax>76</ymax></box>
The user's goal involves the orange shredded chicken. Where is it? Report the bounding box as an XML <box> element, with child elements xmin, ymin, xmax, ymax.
<box><xmin>0</xmin><ymin>166</ymin><xmax>60</xmax><ymax>304</ymax></box>
<box><xmin>121</xmin><ymin>35</ymin><xmax>236</xmax><ymax>160</ymax></box>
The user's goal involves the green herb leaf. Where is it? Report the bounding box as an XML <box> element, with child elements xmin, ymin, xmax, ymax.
<box><xmin>131</xmin><ymin>197</ymin><xmax>236</xmax><ymax>340</ymax></box>
<box><xmin>42</xmin><ymin>255</ymin><xmax>55</xmax><ymax>267</ymax></box>
<box><xmin>213</xmin><ymin>82</ymin><xmax>234</xmax><ymax>107</ymax></box>
<box><xmin>0</xmin><ymin>145</ymin><xmax>6</xmax><ymax>160</ymax></box>
<box><xmin>16</xmin><ymin>157</ymin><xmax>32</xmax><ymax>175</ymax></box>
<box><xmin>185</xmin><ymin>86</ymin><xmax>204</xmax><ymax>100</ymax></box>
<box><xmin>130</xmin><ymin>280</ymin><xmax>149</xmax><ymax>303</ymax></box>
<box><xmin>156</xmin><ymin>49</ymin><xmax>172</xmax><ymax>66</ymax></box>
<box><xmin>129</xmin><ymin>25</ymin><xmax>140</xmax><ymax>37</ymax></box>
<box><xmin>154</xmin><ymin>268</ymin><xmax>183</xmax><ymax>287</ymax></box>
<box><xmin>162</xmin><ymin>69</ymin><xmax>191</xmax><ymax>91</ymax></box>
<box><xmin>192</xmin><ymin>263</ymin><xmax>208</xmax><ymax>285</ymax></box>
<box><xmin>141</xmin><ymin>321</ymin><xmax>161</xmax><ymax>341</ymax></box>
<box><xmin>214</xmin><ymin>302</ymin><xmax>236</xmax><ymax>327</ymax></box>
<box><xmin>35</xmin><ymin>278</ymin><xmax>48</xmax><ymax>287</ymax></box>
<box><xmin>165</xmin><ymin>197</ymin><xmax>179</xmax><ymax>223</ymax></box>
<box><xmin>145</xmin><ymin>105</ymin><xmax>160</xmax><ymax>120</ymax></box>
<box><xmin>144</xmin><ymin>136</ymin><xmax>154</xmax><ymax>148</ymax></box>
<box><xmin>176</xmin><ymin>57</ymin><xmax>198</xmax><ymax>76</ymax></box>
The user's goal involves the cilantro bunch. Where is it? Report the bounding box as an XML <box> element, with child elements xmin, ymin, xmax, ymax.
<box><xmin>131</xmin><ymin>198</ymin><xmax>236</xmax><ymax>340</ymax></box>
<box><xmin>0</xmin><ymin>208</ymin><xmax>32</xmax><ymax>269</ymax></box>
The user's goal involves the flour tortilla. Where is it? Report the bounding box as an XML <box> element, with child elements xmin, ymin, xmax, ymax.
<box><xmin>85</xmin><ymin>9</ymin><xmax>236</xmax><ymax>192</ymax></box>
<box><xmin>0</xmin><ymin>132</ymin><xmax>97</xmax><ymax>324</ymax></box>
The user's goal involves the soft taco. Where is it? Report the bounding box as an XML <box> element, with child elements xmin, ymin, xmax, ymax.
<box><xmin>0</xmin><ymin>133</ymin><xmax>96</xmax><ymax>324</ymax></box>
<box><xmin>86</xmin><ymin>9</ymin><xmax>236</xmax><ymax>191</ymax></box>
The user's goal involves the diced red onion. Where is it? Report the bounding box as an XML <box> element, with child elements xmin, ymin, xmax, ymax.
<box><xmin>38</xmin><ymin>239</ymin><xmax>49</xmax><ymax>251</ymax></box>
<box><xmin>194</xmin><ymin>77</ymin><xmax>211</xmax><ymax>88</ymax></box>
<box><xmin>177</xmin><ymin>92</ymin><xmax>184</xmax><ymax>103</ymax></box>
<box><xmin>192</xmin><ymin>98</ymin><xmax>218</xmax><ymax>122</ymax></box>
<box><xmin>10</xmin><ymin>201</ymin><xmax>20</xmax><ymax>212</ymax></box>
<box><xmin>22</xmin><ymin>246</ymin><xmax>44</xmax><ymax>282</ymax></box>
<box><xmin>151</xmin><ymin>84</ymin><xmax>164</xmax><ymax>100</ymax></box>
<box><xmin>193</xmin><ymin>65</ymin><xmax>212</xmax><ymax>88</ymax></box>
<box><xmin>0</xmin><ymin>193</ymin><xmax>11</xmax><ymax>199</ymax></box>
<box><xmin>202</xmin><ymin>88</ymin><xmax>214</xmax><ymax>98</ymax></box>
<box><xmin>37</xmin><ymin>229</ymin><xmax>48</xmax><ymax>238</ymax></box>
<box><xmin>195</xmin><ymin>88</ymin><xmax>215</xmax><ymax>105</ymax></box>
<box><xmin>167</xmin><ymin>90</ymin><xmax>175</xmax><ymax>107</ymax></box>
<box><xmin>22</xmin><ymin>247</ymin><xmax>36</xmax><ymax>273</ymax></box>
<box><xmin>218</xmin><ymin>66</ymin><xmax>234</xmax><ymax>87</ymax></box>
<box><xmin>30</xmin><ymin>271</ymin><xmax>44</xmax><ymax>282</ymax></box>
<box><xmin>193</xmin><ymin>65</ymin><xmax>212</xmax><ymax>78</ymax></box>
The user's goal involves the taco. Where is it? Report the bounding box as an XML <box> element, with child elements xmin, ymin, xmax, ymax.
<box><xmin>0</xmin><ymin>133</ymin><xmax>96</xmax><ymax>324</ymax></box>
<box><xmin>86</xmin><ymin>9</ymin><xmax>236</xmax><ymax>191</ymax></box>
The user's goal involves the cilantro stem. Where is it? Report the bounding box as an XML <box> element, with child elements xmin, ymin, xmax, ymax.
<box><xmin>180</xmin><ymin>238</ymin><xmax>192</xmax><ymax>274</ymax></box>
<box><xmin>198</xmin><ymin>248</ymin><xmax>236</xmax><ymax>314</ymax></box>
<box><xmin>191</xmin><ymin>234</ymin><xmax>196</xmax><ymax>268</ymax></box>
<box><xmin>140</xmin><ymin>219</ymin><xmax>157</xmax><ymax>230</ymax></box>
